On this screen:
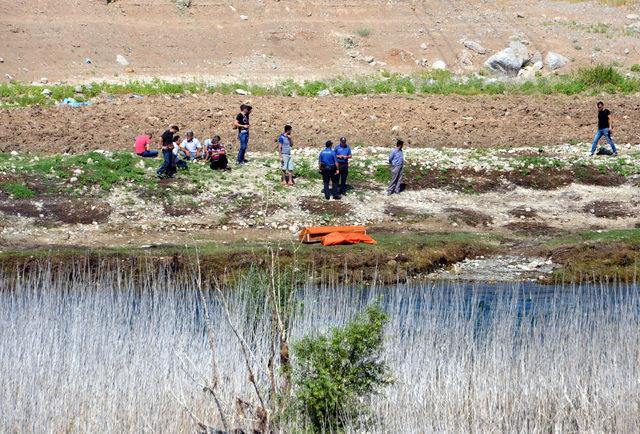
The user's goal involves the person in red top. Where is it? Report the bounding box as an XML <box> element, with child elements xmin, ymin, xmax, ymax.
<box><xmin>134</xmin><ymin>132</ymin><xmax>158</xmax><ymax>158</ymax></box>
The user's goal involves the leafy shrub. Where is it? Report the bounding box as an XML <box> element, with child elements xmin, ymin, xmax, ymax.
<box><xmin>293</xmin><ymin>304</ymin><xmax>391</xmax><ymax>430</ymax></box>
<box><xmin>631</xmin><ymin>64</ymin><xmax>640</xmax><ymax>73</ymax></box>
<box><xmin>577</xmin><ymin>65</ymin><xmax>624</xmax><ymax>86</ymax></box>
<box><xmin>355</xmin><ymin>27</ymin><xmax>372</xmax><ymax>38</ymax></box>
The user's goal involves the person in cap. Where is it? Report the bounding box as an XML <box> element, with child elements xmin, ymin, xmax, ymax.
<box><xmin>387</xmin><ymin>139</ymin><xmax>404</xmax><ymax>195</ymax></box>
<box><xmin>278</xmin><ymin>125</ymin><xmax>295</xmax><ymax>186</ymax></box>
<box><xmin>234</xmin><ymin>104</ymin><xmax>252</xmax><ymax>164</ymax></box>
<box><xmin>319</xmin><ymin>140</ymin><xmax>340</xmax><ymax>200</ymax></box>
<box><xmin>334</xmin><ymin>136</ymin><xmax>352</xmax><ymax>195</ymax></box>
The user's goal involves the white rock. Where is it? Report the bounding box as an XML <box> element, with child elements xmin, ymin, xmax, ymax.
<box><xmin>460</xmin><ymin>38</ymin><xmax>488</xmax><ymax>55</ymax></box>
<box><xmin>70</xmin><ymin>177</ymin><xmax>78</xmax><ymax>183</ymax></box>
<box><xmin>420</xmin><ymin>42</ymin><xmax>428</xmax><ymax>50</ymax></box>
<box><xmin>365</xmin><ymin>56</ymin><xmax>375</xmax><ymax>63</ymax></box>
<box><xmin>116</xmin><ymin>54</ymin><xmax>129</xmax><ymax>66</ymax></box>
<box><xmin>545</xmin><ymin>51</ymin><xmax>569</xmax><ymax>71</ymax></box>
<box><xmin>484</xmin><ymin>41</ymin><xmax>529</xmax><ymax>76</ymax></box>
<box><xmin>391</xmin><ymin>125</ymin><xmax>401</xmax><ymax>133</ymax></box>
<box><xmin>627</xmin><ymin>14</ymin><xmax>639</xmax><ymax>20</ymax></box>
<box><xmin>240</xmin><ymin>15</ymin><xmax>248</xmax><ymax>20</ymax></box>
<box><xmin>10</xmin><ymin>150</ymin><xmax>18</xmax><ymax>156</ymax></box>
<box><xmin>40</xmin><ymin>77</ymin><xmax>48</xmax><ymax>84</ymax></box>
<box><xmin>41</xmin><ymin>88</ymin><xmax>52</xmax><ymax>96</ymax></box>
<box><xmin>74</xmin><ymin>85</ymin><xmax>83</xmax><ymax>93</ymax></box>
<box><xmin>235</xmin><ymin>88</ymin><xmax>248</xmax><ymax>95</ymax></box>
<box><xmin>432</xmin><ymin>60</ymin><xmax>447</xmax><ymax>70</ymax></box>
<box><xmin>0</xmin><ymin>57</ymin><xmax>4</xmax><ymax>63</ymax></box>
<box><xmin>317</xmin><ymin>89</ymin><xmax>331</xmax><ymax>97</ymax></box>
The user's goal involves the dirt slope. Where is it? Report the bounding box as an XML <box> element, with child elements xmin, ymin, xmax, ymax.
<box><xmin>1</xmin><ymin>94</ymin><xmax>638</xmax><ymax>153</ymax></box>
<box><xmin>1</xmin><ymin>0</ymin><xmax>639</xmax><ymax>83</ymax></box>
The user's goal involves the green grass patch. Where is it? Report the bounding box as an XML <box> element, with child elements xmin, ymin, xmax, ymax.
<box><xmin>545</xmin><ymin>228</ymin><xmax>640</xmax><ymax>247</ymax></box>
<box><xmin>0</xmin><ymin>182</ymin><xmax>35</xmax><ymax>199</ymax></box>
<box><xmin>2</xmin><ymin>65</ymin><xmax>639</xmax><ymax>108</ymax></box>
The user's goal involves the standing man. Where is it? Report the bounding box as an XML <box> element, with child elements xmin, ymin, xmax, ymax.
<box><xmin>278</xmin><ymin>125</ymin><xmax>294</xmax><ymax>186</ymax></box>
<box><xmin>234</xmin><ymin>104</ymin><xmax>252</xmax><ymax>164</ymax></box>
<box><xmin>319</xmin><ymin>140</ymin><xmax>340</xmax><ymax>200</ymax></box>
<box><xmin>590</xmin><ymin>101</ymin><xmax>618</xmax><ymax>157</ymax></box>
<box><xmin>334</xmin><ymin>137</ymin><xmax>352</xmax><ymax>195</ymax></box>
<box><xmin>180</xmin><ymin>130</ymin><xmax>203</xmax><ymax>160</ymax></box>
<box><xmin>157</xmin><ymin>125</ymin><xmax>179</xmax><ymax>178</ymax></box>
<box><xmin>387</xmin><ymin>139</ymin><xmax>404</xmax><ymax>195</ymax></box>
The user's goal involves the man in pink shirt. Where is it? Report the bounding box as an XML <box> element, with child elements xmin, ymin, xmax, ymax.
<box><xmin>134</xmin><ymin>132</ymin><xmax>158</xmax><ymax>158</ymax></box>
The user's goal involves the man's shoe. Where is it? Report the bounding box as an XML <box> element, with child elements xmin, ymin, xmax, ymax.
<box><xmin>324</xmin><ymin>195</ymin><xmax>330</xmax><ymax>200</ymax></box>
<box><xmin>613</xmin><ymin>152</ymin><xmax>619</xmax><ymax>157</ymax></box>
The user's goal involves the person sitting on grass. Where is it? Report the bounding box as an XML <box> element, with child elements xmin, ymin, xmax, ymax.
<box><xmin>180</xmin><ymin>130</ymin><xmax>203</xmax><ymax>160</ymax></box>
<box><xmin>278</xmin><ymin>125</ymin><xmax>294</xmax><ymax>186</ymax></box>
<box><xmin>134</xmin><ymin>132</ymin><xmax>158</xmax><ymax>158</ymax></box>
<box><xmin>204</xmin><ymin>135</ymin><xmax>229</xmax><ymax>170</ymax></box>
<box><xmin>157</xmin><ymin>125</ymin><xmax>179</xmax><ymax>178</ymax></box>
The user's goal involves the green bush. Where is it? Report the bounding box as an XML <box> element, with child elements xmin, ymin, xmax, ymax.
<box><xmin>577</xmin><ymin>65</ymin><xmax>624</xmax><ymax>86</ymax></box>
<box><xmin>293</xmin><ymin>304</ymin><xmax>391</xmax><ymax>430</ymax></box>
<box><xmin>631</xmin><ymin>64</ymin><xmax>640</xmax><ymax>73</ymax></box>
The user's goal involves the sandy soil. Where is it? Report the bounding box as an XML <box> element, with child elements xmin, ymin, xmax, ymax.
<box><xmin>1</xmin><ymin>0</ymin><xmax>639</xmax><ymax>83</ymax></box>
<box><xmin>1</xmin><ymin>94</ymin><xmax>639</xmax><ymax>154</ymax></box>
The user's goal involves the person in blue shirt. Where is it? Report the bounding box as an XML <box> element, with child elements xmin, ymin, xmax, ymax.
<box><xmin>387</xmin><ymin>139</ymin><xmax>404</xmax><ymax>195</ymax></box>
<box><xmin>334</xmin><ymin>137</ymin><xmax>352</xmax><ymax>195</ymax></box>
<box><xmin>319</xmin><ymin>140</ymin><xmax>340</xmax><ymax>200</ymax></box>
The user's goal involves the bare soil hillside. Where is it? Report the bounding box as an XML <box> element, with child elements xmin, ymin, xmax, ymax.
<box><xmin>1</xmin><ymin>94</ymin><xmax>638</xmax><ymax>153</ymax></box>
<box><xmin>1</xmin><ymin>0</ymin><xmax>639</xmax><ymax>83</ymax></box>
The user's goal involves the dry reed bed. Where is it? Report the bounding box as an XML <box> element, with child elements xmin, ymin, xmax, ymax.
<box><xmin>1</xmin><ymin>261</ymin><xmax>639</xmax><ymax>432</ymax></box>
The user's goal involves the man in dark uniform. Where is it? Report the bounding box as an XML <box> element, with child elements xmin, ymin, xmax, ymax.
<box><xmin>334</xmin><ymin>137</ymin><xmax>352</xmax><ymax>195</ymax></box>
<box><xmin>319</xmin><ymin>140</ymin><xmax>340</xmax><ymax>200</ymax></box>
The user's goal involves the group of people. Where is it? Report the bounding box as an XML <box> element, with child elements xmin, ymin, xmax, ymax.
<box><xmin>134</xmin><ymin>101</ymin><xmax>618</xmax><ymax>196</ymax></box>
<box><xmin>135</xmin><ymin>125</ymin><xmax>230</xmax><ymax>179</ymax></box>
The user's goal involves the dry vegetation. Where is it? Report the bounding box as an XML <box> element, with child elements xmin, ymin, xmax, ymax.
<box><xmin>1</xmin><ymin>261</ymin><xmax>640</xmax><ymax>432</ymax></box>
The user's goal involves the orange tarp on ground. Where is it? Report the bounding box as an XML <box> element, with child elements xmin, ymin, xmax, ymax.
<box><xmin>321</xmin><ymin>232</ymin><xmax>378</xmax><ymax>246</ymax></box>
<box><xmin>299</xmin><ymin>225</ymin><xmax>368</xmax><ymax>243</ymax></box>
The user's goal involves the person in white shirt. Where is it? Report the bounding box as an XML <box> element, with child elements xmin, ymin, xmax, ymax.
<box><xmin>180</xmin><ymin>130</ymin><xmax>203</xmax><ymax>160</ymax></box>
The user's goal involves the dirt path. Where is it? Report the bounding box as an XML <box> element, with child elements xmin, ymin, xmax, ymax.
<box><xmin>2</xmin><ymin>94</ymin><xmax>639</xmax><ymax>154</ymax></box>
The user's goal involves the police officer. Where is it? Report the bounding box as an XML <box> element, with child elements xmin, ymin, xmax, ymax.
<box><xmin>319</xmin><ymin>140</ymin><xmax>340</xmax><ymax>200</ymax></box>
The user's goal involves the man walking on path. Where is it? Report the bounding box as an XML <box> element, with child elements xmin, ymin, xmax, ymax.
<box><xmin>157</xmin><ymin>125</ymin><xmax>179</xmax><ymax>178</ymax></box>
<box><xmin>234</xmin><ymin>104</ymin><xmax>252</xmax><ymax>164</ymax></box>
<box><xmin>319</xmin><ymin>140</ymin><xmax>340</xmax><ymax>200</ymax></box>
<box><xmin>590</xmin><ymin>101</ymin><xmax>618</xmax><ymax>157</ymax></box>
<box><xmin>387</xmin><ymin>139</ymin><xmax>404</xmax><ymax>195</ymax></box>
<box><xmin>278</xmin><ymin>125</ymin><xmax>295</xmax><ymax>186</ymax></box>
<box><xmin>334</xmin><ymin>137</ymin><xmax>352</xmax><ymax>195</ymax></box>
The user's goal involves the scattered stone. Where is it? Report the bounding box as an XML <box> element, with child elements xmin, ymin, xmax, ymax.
<box><xmin>240</xmin><ymin>15</ymin><xmax>249</xmax><ymax>21</ymax></box>
<box><xmin>116</xmin><ymin>54</ymin><xmax>129</xmax><ymax>66</ymax></box>
<box><xmin>432</xmin><ymin>60</ymin><xmax>447</xmax><ymax>70</ymax></box>
<box><xmin>458</xmin><ymin>49</ymin><xmax>473</xmax><ymax>68</ymax></box>
<box><xmin>627</xmin><ymin>14</ymin><xmax>639</xmax><ymax>20</ymax></box>
<box><xmin>391</xmin><ymin>125</ymin><xmax>401</xmax><ymax>133</ymax></box>
<box><xmin>516</xmin><ymin>12</ymin><xmax>525</xmax><ymax>18</ymax></box>
<box><xmin>40</xmin><ymin>77</ymin><xmax>48</xmax><ymax>84</ymax></box>
<box><xmin>460</xmin><ymin>38</ymin><xmax>488</xmax><ymax>55</ymax></box>
<box><xmin>176</xmin><ymin>0</ymin><xmax>191</xmax><ymax>9</ymax></box>
<box><xmin>125</xmin><ymin>67</ymin><xmax>135</xmax><ymax>73</ymax></box>
<box><xmin>484</xmin><ymin>41</ymin><xmax>529</xmax><ymax>76</ymax></box>
<box><xmin>545</xmin><ymin>51</ymin><xmax>569</xmax><ymax>71</ymax></box>
<box><xmin>84</xmin><ymin>58</ymin><xmax>92</xmax><ymax>64</ymax></box>
<box><xmin>624</xmin><ymin>48</ymin><xmax>630</xmax><ymax>55</ymax></box>
<box><xmin>420</xmin><ymin>42</ymin><xmax>428</xmax><ymax>50</ymax></box>
<box><xmin>626</xmin><ymin>22</ymin><xmax>640</xmax><ymax>32</ymax></box>
<box><xmin>74</xmin><ymin>85</ymin><xmax>83</xmax><ymax>93</ymax></box>
<box><xmin>41</xmin><ymin>88</ymin><xmax>52</xmax><ymax>96</ymax></box>
<box><xmin>10</xmin><ymin>150</ymin><xmax>18</xmax><ymax>156</ymax></box>
<box><xmin>517</xmin><ymin>65</ymin><xmax>536</xmax><ymax>81</ymax></box>
<box><xmin>5</xmin><ymin>74</ymin><xmax>13</xmax><ymax>80</ymax></box>
<box><xmin>317</xmin><ymin>89</ymin><xmax>331</xmax><ymax>97</ymax></box>
<box><xmin>0</xmin><ymin>57</ymin><xmax>4</xmax><ymax>63</ymax></box>
<box><xmin>365</xmin><ymin>56</ymin><xmax>375</xmax><ymax>64</ymax></box>
<box><xmin>235</xmin><ymin>88</ymin><xmax>248</xmax><ymax>95</ymax></box>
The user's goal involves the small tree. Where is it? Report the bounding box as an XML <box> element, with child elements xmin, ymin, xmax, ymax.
<box><xmin>292</xmin><ymin>304</ymin><xmax>391</xmax><ymax>430</ymax></box>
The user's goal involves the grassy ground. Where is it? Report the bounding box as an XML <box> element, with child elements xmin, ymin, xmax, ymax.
<box><xmin>1</xmin><ymin>65</ymin><xmax>639</xmax><ymax>108</ymax></box>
